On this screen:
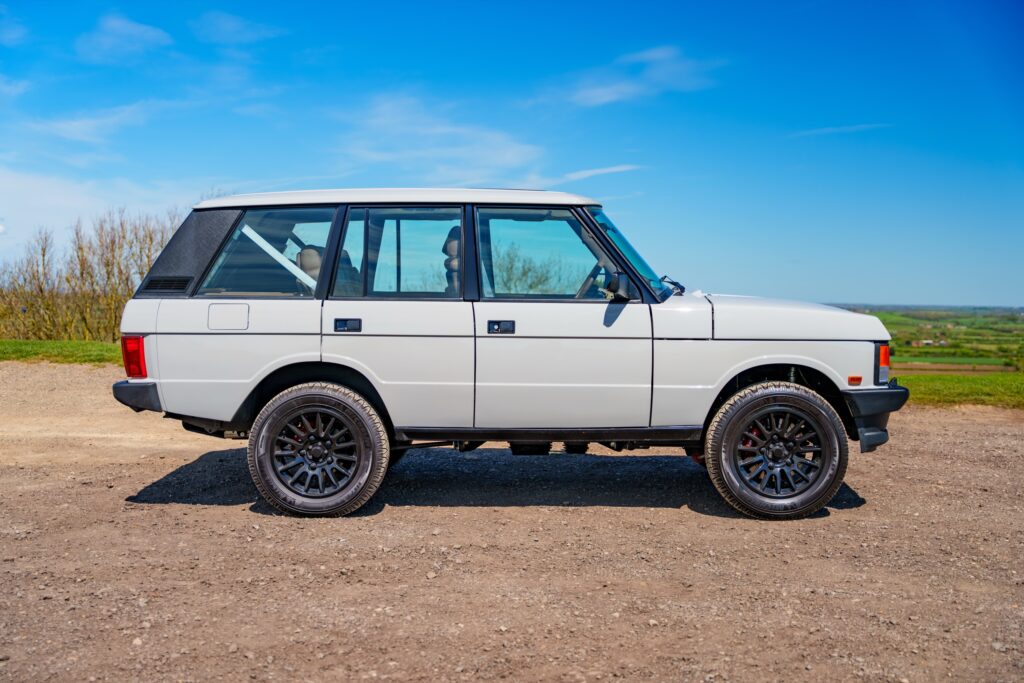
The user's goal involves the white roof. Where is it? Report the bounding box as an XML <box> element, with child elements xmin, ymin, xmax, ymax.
<box><xmin>194</xmin><ymin>188</ymin><xmax>600</xmax><ymax>209</ymax></box>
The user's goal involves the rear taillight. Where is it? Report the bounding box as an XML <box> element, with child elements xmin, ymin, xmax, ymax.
<box><xmin>876</xmin><ymin>342</ymin><xmax>890</xmax><ymax>384</ymax></box>
<box><xmin>121</xmin><ymin>335</ymin><xmax>147</xmax><ymax>379</ymax></box>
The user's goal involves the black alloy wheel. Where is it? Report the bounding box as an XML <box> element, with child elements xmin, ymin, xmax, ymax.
<box><xmin>704</xmin><ymin>381</ymin><xmax>848</xmax><ymax>519</ymax></box>
<box><xmin>247</xmin><ymin>382</ymin><xmax>389</xmax><ymax>516</ymax></box>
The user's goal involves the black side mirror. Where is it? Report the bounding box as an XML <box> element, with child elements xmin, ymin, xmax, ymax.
<box><xmin>607</xmin><ymin>272</ymin><xmax>632</xmax><ymax>302</ymax></box>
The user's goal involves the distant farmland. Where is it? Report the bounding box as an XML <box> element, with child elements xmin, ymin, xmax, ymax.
<box><xmin>836</xmin><ymin>305</ymin><xmax>1023</xmax><ymax>373</ymax></box>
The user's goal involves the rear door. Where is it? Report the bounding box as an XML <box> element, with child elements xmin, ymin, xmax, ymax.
<box><xmin>472</xmin><ymin>206</ymin><xmax>652</xmax><ymax>428</ymax></box>
<box><xmin>155</xmin><ymin>206</ymin><xmax>336</xmax><ymax>422</ymax></box>
<box><xmin>321</xmin><ymin>206</ymin><xmax>475</xmax><ymax>429</ymax></box>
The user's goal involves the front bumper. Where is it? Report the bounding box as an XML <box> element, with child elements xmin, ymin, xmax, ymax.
<box><xmin>841</xmin><ymin>382</ymin><xmax>910</xmax><ymax>453</ymax></box>
<box><xmin>112</xmin><ymin>380</ymin><xmax>162</xmax><ymax>413</ymax></box>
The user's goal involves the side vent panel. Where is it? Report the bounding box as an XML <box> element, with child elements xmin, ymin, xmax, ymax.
<box><xmin>142</xmin><ymin>276</ymin><xmax>192</xmax><ymax>293</ymax></box>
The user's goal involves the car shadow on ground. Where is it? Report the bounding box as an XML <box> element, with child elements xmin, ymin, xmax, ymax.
<box><xmin>127</xmin><ymin>447</ymin><xmax>865</xmax><ymax>519</ymax></box>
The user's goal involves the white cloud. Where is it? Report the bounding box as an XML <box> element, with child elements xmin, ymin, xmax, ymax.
<box><xmin>0</xmin><ymin>165</ymin><xmax>207</xmax><ymax>249</ymax></box>
<box><xmin>191</xmin><ymin>11</ymin><xmax>282</xmax><ymax>45</ymax></box>
<box><xmin>338</xmin><ymin>95</ymin><xmax>543</xmax><ymax>186</ymax></box>
<box><xmin>0</xmin><ymin>73</ymin><xmax>29</xmax><ymax>97</ymax></box>
<box><xmin>75</xmin><ymin>14</ymin><xmax>172</xmax><ymax>64</ymax></box>
<box><xmin>0</xmin><ymin>5</ymin><xmax>27</xmax><ymax>47</ymax></box>
<box><xmin>519</xmin><ymin>164</ymin><xmax>643</xmax><ymax>189</ymax></box>
<box><xmin>566</xmin><ymin>46</ymin><xmax>722</xmax><ymax>107</ymax></box>
<box><xmin>28</xmin><ymin>100</ymin><xmax>177</xmax><ymax>144</ymax></box>
<box><xmin>0</xmin><ymin>223</ymin><xmax>6</xmax><ymax>236</ymax></box>
<box><xmin>789</xmin><ymin>123</ymin><xmax>892</xmax><ymax>138</ymax></box>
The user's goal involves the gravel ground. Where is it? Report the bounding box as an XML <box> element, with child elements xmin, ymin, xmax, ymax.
<box><xmin>0</xmin><ymin>361</ymin><xmax>1022</xmax><ymax>682</ymax></box>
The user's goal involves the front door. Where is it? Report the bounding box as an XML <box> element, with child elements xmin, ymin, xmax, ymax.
<box><xmin>321</xmin><ymin>206</ymin><xmax>475</xmax><ymax>429</ymax></box>
<box><xmin>472</xmin><ymin>207</ymin><xmax>652</xmax><ymax>428</ymax></box>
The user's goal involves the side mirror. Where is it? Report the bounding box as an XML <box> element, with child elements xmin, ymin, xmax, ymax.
<box><xmin>607</xmin><ymin>272</ymin><xmax>632</xmax><ymax>302</ymax></box>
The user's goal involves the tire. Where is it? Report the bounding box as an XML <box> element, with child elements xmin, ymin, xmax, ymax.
<box><xmin>509</xmin><ymin>441</ymin><xmax>552</xmax><ymax>456</ymax></box>
<box><xmin>563</xmin><ymin>441</ymin><xmax>589</xmax><ymax>454</ymax></box>
<box><xmin>704</xmin><ymin>381</ymin><xmax>848</xmax><ymax>520</ymax></box>
<box><xmin>247</xmin><ymin>382</ymin><xmax>390</xmax><ymax>516</ymax></box>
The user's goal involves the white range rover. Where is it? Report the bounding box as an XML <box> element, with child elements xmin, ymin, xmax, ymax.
<box><xmin>114</xmin><ymin>188</ymin><xmax>908</xmax><ymax>519</ymax></box>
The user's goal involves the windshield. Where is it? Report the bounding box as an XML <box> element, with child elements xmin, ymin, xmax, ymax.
<box><xmin>586</xmin><ymin>207</ymin><xmax>673</xmax><ymax>300</ymax></box>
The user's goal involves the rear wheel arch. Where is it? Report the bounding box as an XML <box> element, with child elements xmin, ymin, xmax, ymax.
<box><xmin>232</xmin><ymin>362</ymin><xmax>394</xmax><ymax>438</ymax></box>
<box><xmin>701</xmin><ymin>364</ymin><xmax>855</xmax><ymax>447</ymax></box>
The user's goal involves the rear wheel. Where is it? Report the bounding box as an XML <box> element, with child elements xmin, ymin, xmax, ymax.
<box><xmin>563</xmin><ymin>441</ymin><xmax>589</xmax><ymax>454</ymax></box>
<box><xmin>247</xmin><ymin>382</ymin><xmax>389</xmax><ymax>516</ymax></box>
<box><xmin>704</xmin><ymin>381</ymin><xmax>847</xmax><ymax>520</ymax></box>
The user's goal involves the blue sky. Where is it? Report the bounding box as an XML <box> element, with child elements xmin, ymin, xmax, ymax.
<box><xmin>1</xmin><ymin>1</ymin><xmax>1021</xmax><ymax>305</ymax></box>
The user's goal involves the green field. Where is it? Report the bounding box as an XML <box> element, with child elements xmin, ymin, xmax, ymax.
<box><xmin>0</xmin><ymin>339</ymin><xmax>122</xmax><ymax>365</ymax></box>
<box><xmin>892</xmin><ymin>355</ymin><xmax>1009</xmax><ymax>366</ymax></box>
<box><xmin>898</xmin><ymin>372</ymin><xmax>1024</xmax><ymax>410</ymax></box>
<box><xmin>840</xmin><ymin>305</ymin><xmax>1024</xmax><ymax>369</ymax></box>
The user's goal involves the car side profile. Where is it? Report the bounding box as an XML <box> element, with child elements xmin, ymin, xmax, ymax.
<box><xmin>113</xmin><ymin>188</ymin><xmax>908</xmax><ymax>519</ymax></box>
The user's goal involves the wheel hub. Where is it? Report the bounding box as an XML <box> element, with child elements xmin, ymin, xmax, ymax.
<box><xmin>767</xmin><ymin>443</ymin><xmax>789</xmax><ymax>463</ymax></box>
<box><xmin>734</xmin><ymin>407</ymin><xmax>826</xmax><ymax>498</ymax></box>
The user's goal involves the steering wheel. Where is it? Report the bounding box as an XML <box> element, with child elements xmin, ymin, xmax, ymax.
<box><xmin>575</xmin><ymin>262</ymin><xmax>605</xmax><ymax>299</ymax></box>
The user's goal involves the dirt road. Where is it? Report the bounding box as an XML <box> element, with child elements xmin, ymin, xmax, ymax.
<box><xmin>1</xmin><ymin>361</ymin><xmax>1021</xmax><ymax>681</ymax></box>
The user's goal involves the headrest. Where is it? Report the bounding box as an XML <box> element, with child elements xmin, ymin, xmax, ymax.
<box><xmin>442</xmin><ymin>226</ymin><xmax>460</xmax><ymax>257</ymax></box>
<box><xmin>296</xmin><ymin>247</ymin><xmax>322</xmax><ymax>278</ymax></box>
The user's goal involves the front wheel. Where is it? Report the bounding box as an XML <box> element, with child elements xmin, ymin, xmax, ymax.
<box><xmin>704</xmin><ymin>381</ymin><xmax>848</xmax><ymax>520</ymax></box>
<box><xmin>247</xmin><ymin>382</ymin><xmax>389</xmax><ymax>516</ymax></box>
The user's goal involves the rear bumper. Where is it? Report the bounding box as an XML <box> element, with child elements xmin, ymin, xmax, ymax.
<box><xmin>841</xmin><ymin>382</ymin><xmax>910</xmax><ymax>453</ymax></box>
<box><xmin>112</xmin><ymin>380</ymin><xmax>162</xmax><ymax>413</ymax></box>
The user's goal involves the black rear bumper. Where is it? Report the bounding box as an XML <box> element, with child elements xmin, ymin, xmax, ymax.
<box><xmin>112</xmin><ymin>381</ymin><xmax>162</xmax><ymax>413</ymax></box>
<box><xmin>841</xmin><ymin>383</ymin><xmax>910</xmax><ymax>453</ymax></box>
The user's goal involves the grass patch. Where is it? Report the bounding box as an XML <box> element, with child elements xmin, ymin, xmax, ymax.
<box><xmin>0</xmin><ymin>339</ymin><xmax>121</xmax><ymax>365</ymax></box>
<box><xmin>892</xmin><ymin>355</ymin><xmax>1009</xmax><ymax>366</ymax></box>
<box><xmin>899</xmin><ymin>372</ymin><xmax>1024</xmax><ymax>410</ymax></box>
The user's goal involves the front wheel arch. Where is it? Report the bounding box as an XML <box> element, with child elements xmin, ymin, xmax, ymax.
<box><xmin>701</xmin><ymin>364</ymin><xmax>855</xmax><ymax>448</ymax></box>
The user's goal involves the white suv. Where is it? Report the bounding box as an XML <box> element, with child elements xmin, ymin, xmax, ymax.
<box><xmin>113</xmin><ymin>188</ymin><xmax>908</xmax><ymax>519</ymax></box>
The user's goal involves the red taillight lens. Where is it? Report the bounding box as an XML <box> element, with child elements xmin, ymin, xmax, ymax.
<box><xmin>121</xmin><ymin>335</ymin><xmax>147</xmax><ymax>379</ymax></box>
<box><xmin>877</xmin><ymin>342</ymin><xmax>890</xmax><ymax>384</ymax></box>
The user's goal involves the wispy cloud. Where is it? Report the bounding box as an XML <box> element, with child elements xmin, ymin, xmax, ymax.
<box><xmin>0</xmin><ymin>5</ymin><xmax>27</xmax><ymax>47</ymax></box>
<box><xmin>190</xmin><ymin>11</ymin><xmax>283</xmax><ymax>45</ymax></box>
<box><xmin>789</xmin><ymin>123</ymin><xmax>892</xmax><ymax>138</ymax></box>
<box><xmin>563</xmin><ymin>46</ymin><xmax>723</xmax><ymax>107</ymax></box>
<box><xmin>0</xmin><ymin>73</ymin><xmax>28</xmax><ymax>97</ymax></box>
<box><xmin>28</xmin><ymin>101</ymin><xmax>168</xmax><ymax>144</ymax></box>
<box><xmin>0</xmin><ymin>164</ymin><xmax>213</xmax><ymax>245</ymax></box>
<box><xmin>337</xmin><ymin>94</ymin><xmax>543</xmax><ymax>186</ymax></box>
<box><xmin>521</xmin><ymin>164</ymin><xmax>644</xmax><ymax>189</ymax></box>
<box><xmin>75</xmin><ymin>14</ymin><xmax>172</xmax><ymax>64</ymax></box>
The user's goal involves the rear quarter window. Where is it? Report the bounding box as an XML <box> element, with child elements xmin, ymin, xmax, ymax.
<box><xmin>196</xmin><ymin>207</ymin><xmax>335</xmax><ymax>297</ymax></box>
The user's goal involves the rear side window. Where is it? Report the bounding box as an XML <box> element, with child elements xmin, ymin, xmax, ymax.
<box><xmin>196</xmin><ymin>207</ymin><xmax>335</xmax><ymax>297</ymax></box>
<box><xmin>333</xmin><ymin>207</ymin><xmax>462</xmax><ymax>298</ymax></box>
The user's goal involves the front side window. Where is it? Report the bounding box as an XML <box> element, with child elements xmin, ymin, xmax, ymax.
<box><xmin>477</xmin><ymin>207</ymin><xmax>632</xmax><ymax>300</ymax></box>
<box><xmin>197</xmin><ymin>207</ymin><xmax>335</xmax><ymax>297</ymax></box>
<box><xmin>333</xmin><ymin>207</ymin><xmax>462</xmax><ymax>298</ymax></box>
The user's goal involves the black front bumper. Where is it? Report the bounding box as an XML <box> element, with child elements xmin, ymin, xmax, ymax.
<box><xmin>841</xmin><ymin>382</ymin><xmax>910</xmax><ymax>453</ymax></box>
<box><xmin>112</xmin><ymin>381</ymin><xmax>162</xmax><ymax>413</ymax></box>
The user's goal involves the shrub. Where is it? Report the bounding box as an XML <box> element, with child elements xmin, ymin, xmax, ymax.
<box><xmin>0</xmin><ymin>208</ymin><xmax>179</xmax><ymax>342</ymax></box>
